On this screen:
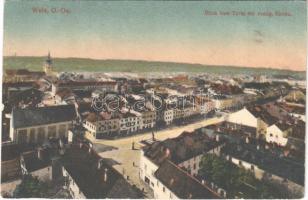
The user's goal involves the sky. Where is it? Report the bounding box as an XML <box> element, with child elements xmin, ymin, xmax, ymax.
<box><xmin>3</xmin><ymin>1</ymin><xmax>307</xmax><ymax>71</ymax></box>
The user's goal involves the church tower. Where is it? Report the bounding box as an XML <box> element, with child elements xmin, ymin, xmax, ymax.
<box><xmin>44</xmin><ymin>51</ymin><xmax>53</xmax><ymax>75</ymax></box>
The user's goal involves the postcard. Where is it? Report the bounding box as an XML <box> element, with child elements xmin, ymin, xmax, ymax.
<box><xmin>1</xmin><ymin>0</ymin><xmax>306</xmax><ymax>199</ymax></box>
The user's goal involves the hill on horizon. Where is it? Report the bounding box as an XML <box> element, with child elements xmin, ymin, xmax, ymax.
<box><xmin>3</xmin><ymin>56</ymin><xmax>305</xmax><ymax>78</ymax></box>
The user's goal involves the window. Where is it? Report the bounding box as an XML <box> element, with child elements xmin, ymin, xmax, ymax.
<box><xmin>29</xmin><ymin>128</ymin><xmax>36</xmax><ymax>143</ymax></box>
<box><xmin>17</xmin><ymin>129</ymin><xmax>27</xmax><ymax>143</ymax></box>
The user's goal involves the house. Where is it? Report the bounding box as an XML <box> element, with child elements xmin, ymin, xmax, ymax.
<box><xmin>266</xmin><ymin>122</ymin><xmax>292</xmax><ymax>146</ymax></box>
<box><xmin>61</xmin><ymin>144</ymin><xmax>143</xmax><ymax>198</ymax></box>
<box><xmin>163</xmin><ymin>109</ymin><xmax>174</xmax><ymax>125</ymax></box>
<box><xmin>4</xmin><ymin>69</ymin><xmax>45</xmax><ymax>82</ymax></box>
<box><xmin>54</xmin><ymin>88</ymin><xmax>76</xmax><ymax>105</ymax></box>
<box><xmin>153</xmin><ymin>160</ymin><xmax>219</xmax><ymax>199</ymax></box>
<box><xmin>226</xmin><ymin>106</ymin><xmax>278</xmax><ymax>138</ymax></box>
<box><xmin>119</xmin><ymin>112</ymin><xmax>142</xmax><ymax>134</ymax></box>
<box><xmin>283</xmin><ymin>90</ymin><xmax>306</xmax><ymax>105</ymax></box>
<box><xmin>10</xmin><ymin>105</ymin><xmax>77</xmax><ymax>144</ymax></box>
<box><xmin>140</xmin><ymin>131</ymin><xmax>225</xmax><ymax>198</ymax></box>
<box><xmin>140</xmin><ymin>109</ymin><xmax>156</xmax><ymax>129</ymax></box>
<box><xmin>83</xmin><ymin>112</ymin><xmax>120</xmax><ymax>139</ymax></box>
<box><xmin>221</xmin><ymin>142</ymin><xmax>304</xmax><ymax>198</ymax></box>
<box><xmin>277</xmin><ymin>102</ymin><xmax>305</xmax><ymax>122</ymax></box>
<box><xmin>212</xmin><ymin>95</ymin><xmax>234</xmax><ymax>110</ymax></box>
<box><xmin>52</xmin><ymin>80</ymin><xmax>117</xmax><ymax>95</ymax></box>
<box><xmin>3</xmin><ymin>81</ymin><xmax>36</xmax><ymax>100</ymax></box>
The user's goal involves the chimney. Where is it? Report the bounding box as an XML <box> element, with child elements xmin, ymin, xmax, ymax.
<box><xmin>169</xmin><ymin>178</ymin><xmax>174</xmax><ymax>186</ymax></box>
<box><xmin>59</xmin><ymin>139</ymin><xmax>64</xmax><ymax>149</ymax></box>
<box><xmin>37</xmin><ymin>148</ymin><xmax>43</xmax><ymax>160</ymax></box>
<box><xmin>89</xmin><ymin>143</ymin><xmax>93</xmax><ymax>153</ymax></box>
<box><xmin>97</xmin><ymin>159</ymin><xmax>103</xmax><ymax>170</ymax></box>
<box><xmin>165</xmin><ymin>148</ymin><xmax>170</xmax><ymax>158</ymax></box>
<box><xmin>284</xmin><ymin>149</ymin><xmax>290</xmax><ymax>157</ymax></box>
<box><xmin>215</xmin><ymin>134</ymin><xmax>220</xmax><ymax>142</ymax></box>
<box><xmin>104</xmin><ymin>168</ymin><xmax>108</xmax><ymax>182</ymax></box>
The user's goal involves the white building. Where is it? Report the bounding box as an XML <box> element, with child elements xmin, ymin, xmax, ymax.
<box><xmin>266</xmin><ymin>123</ymin><xmax>290</xmax><ymax>146</ymax></box>
<box><xmin>139</xmin><ymin>131</ymin><xmax>224</xmax><ymax>199</ymax></box>
<box><xmin>226</xmin><ymin>106</ymin><xmax>277</xmax><ymax>138</ymax></box>
<box><xmin>83</xmin><ymin>112</ymin><xmax>120</xmax><ymax>139</ymax></box>
<box><xmin>163</xmin><ymin>109</ymin><xmax>174</xmax><ymax>125</ymax></box>
<box><xmin>119</xmin><ymin>112</ymin><xmax>142</xmax><ymax>134</ymax></box>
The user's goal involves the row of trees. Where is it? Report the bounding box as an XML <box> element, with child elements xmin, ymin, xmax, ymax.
<box><xmin>198</xmin><ymin>154</ymin><xmax>288</xmax><ymax>198</ymax></box>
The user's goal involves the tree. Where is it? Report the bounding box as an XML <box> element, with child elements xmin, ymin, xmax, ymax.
<box><xmin>198</xmin><ymin>154</ymin><xmax>288</xmax><ymax>199</ymax></box>
<box><xmin>13</xmin><ymin>174</ymin><xmax>48</xmax><ymax>198</ymax></box>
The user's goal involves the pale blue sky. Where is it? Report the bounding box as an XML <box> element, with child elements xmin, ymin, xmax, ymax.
<box><xmin>3</xmin><ymin>1</ymin><xmax>307</xmax><ymax>70</ymax></box>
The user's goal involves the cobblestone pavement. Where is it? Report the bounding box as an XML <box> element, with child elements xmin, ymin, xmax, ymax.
<box><xmin>86</xmin><ymin>116</ymin><xmax>224</xmax><ymax>198</ymax></box>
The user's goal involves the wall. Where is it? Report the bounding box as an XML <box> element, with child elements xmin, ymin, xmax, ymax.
<box><xmin>12</xmin><ymin>121</ymin><xmax>72</xmax><ymax>144</ymax></box>
<box><xmin>62</xmin><ymin>167</ymin><xmax>86</xmax><ymax>199</ymax></box>
<box><xmin>266</xmin><ymin>125</ymin><xmax>289</xmax><ymax>146</ymax></box>
<box><xmin>1</xmin><ymin>158</ymin><xmax>21</xmax><ymax>182</ymax></box>
<box><xmin>139</xmin><ymin>151</ymin><xmax>178</xmax><ymax>199</ymax></box>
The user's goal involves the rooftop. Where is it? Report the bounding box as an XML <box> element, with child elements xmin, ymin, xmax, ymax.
<box><xmin>155</xmin><ymin>160</ymin><xmax>219</xmax><ymax>199</ymax></box>
<box><xmin>12</xmin><ymin>105</ymin><xmax>77</xmax><ymax>128</ymax></box>
<box><xmin>61</xmin><ymin>144</ymin><xmax>142</xmax><ymax>198</ymax></box>
<box><xmin>55</xmin><ymin>80</ymin><xmax>116</xmax><ymax>87</ymax></box>
<box><xmin>144</xmin><ymin>131</ymin><xmax>224</xmax><ymax>165</ymax></box>
<box><xmin>246</xmin><ymin>105</ymin><xmax>278</xmax><ymax>125</ymax></box>
<box><xmin>221</xmin><ymin>142</ymin><xmax>304</xmax><ymax>186</ymax></box>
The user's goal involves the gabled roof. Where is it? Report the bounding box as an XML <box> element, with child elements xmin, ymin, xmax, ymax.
<box><xmin>155</xmin><ymin>160</ymin><xmax>219</xmax><ymax>199</ymax></box>
<box><xmin>144</xmin><ymin>131</ymin><xmax>224</xmax><ymax>165</ymax></box>
<box><xmin>12</xmin><ymin>105</ymin><xmax>76</xmax><ymax>128</ymax></box>
<box><xmin>221</xmin><ymin>142</ymin><xmax>304</xmax><ymax>186</ymax></box>
<box><xmin>246</xmin><ymin>105</ymin><xmax>278</xmax><ymax>125</ymax></box>
<box><xmin>274</xmin><ymin>122</ymin><xmax>293</xmax><ymax>131</ymax></box>
<box><xmin>62</xmin><ymin>145</ymin><xmax>142</xmax><ymax>198</ymax></box>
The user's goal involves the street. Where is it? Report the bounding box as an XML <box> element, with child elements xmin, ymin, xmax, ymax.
<box><xmin>85</xmin><ymin>116</ymin><xmax>224</xmax><ymax>198</ymax></box>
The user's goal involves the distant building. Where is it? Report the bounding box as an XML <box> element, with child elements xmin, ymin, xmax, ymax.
<box><xmin>10</xmin><ymin>105</ymin><xmax>76</xmax><ymax>144</ymax></box>
<box><xmin>4</xmin><ymin>69</ymin><xmax>45</xmax><ymax>83</ymax></box>
<box><xmin>43</xmin><ymin>52</ymin><xmax>54</xmax><ymax>75</ymax></box>
<box><xmin>52</xmin><ymin>80</ymin><xmax>117</xmax><ymax>95</ymax></box>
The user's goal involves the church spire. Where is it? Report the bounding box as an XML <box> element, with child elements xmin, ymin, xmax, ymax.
<box><xmin>44</xmin><ymin>51</ymin><xmax>53</xmax><ymax>75</ymax></box>
<box><xmin>46</xmin><ymin>51</ymin><xmax>52</xmax><ymax>65</ymax></box>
